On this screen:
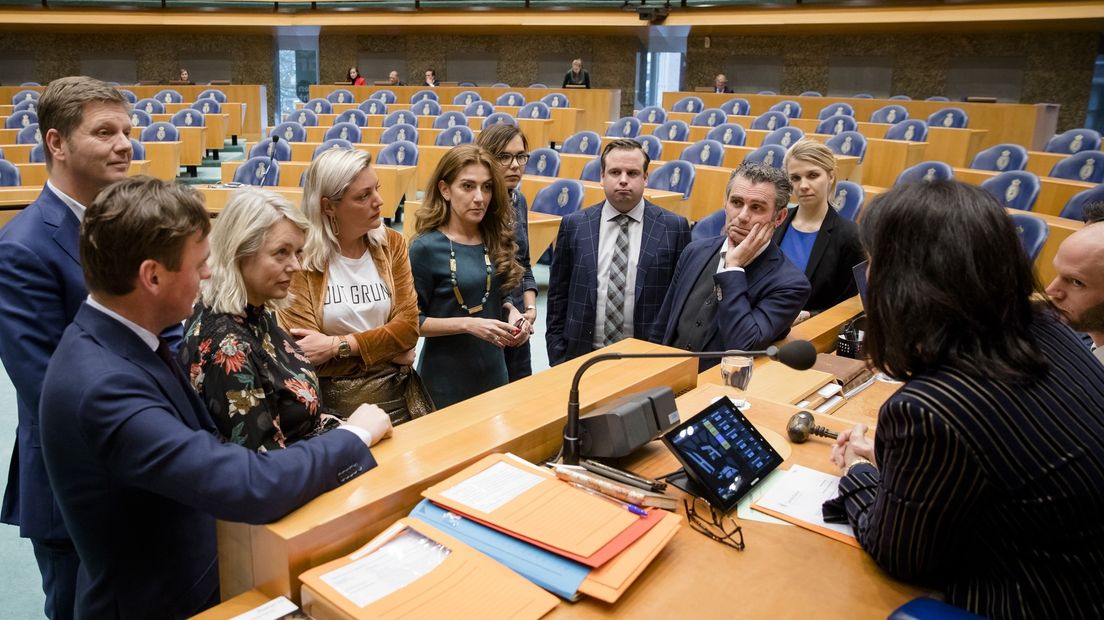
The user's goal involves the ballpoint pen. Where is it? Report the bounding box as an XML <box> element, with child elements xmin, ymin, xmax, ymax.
<box><xmin>569</xmin><ymin>482</ymin><xmax>648</xmax><ymax>517</ymax></box>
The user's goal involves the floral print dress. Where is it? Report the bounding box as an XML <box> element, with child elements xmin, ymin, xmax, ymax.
<box><xmin>180</xmin><ymin>304</ymin><xmax>341</xmax><ymax>452</ymax></box>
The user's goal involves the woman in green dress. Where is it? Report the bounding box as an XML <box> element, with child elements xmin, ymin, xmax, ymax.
<box><xmin>410</xmin><ymin>144</ymin><xmax>526</xmax><ymax>408</ymax></box>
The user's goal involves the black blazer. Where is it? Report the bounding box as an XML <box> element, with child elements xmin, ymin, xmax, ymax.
<box><xmin>772</xmin><ymin>204</ymin><xmax>863</xmax><ymax>313</ymax></box>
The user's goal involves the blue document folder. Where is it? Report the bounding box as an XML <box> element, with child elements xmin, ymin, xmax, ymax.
<box><xmin>409</xmin><ymin>499</ymin><xmax>590</xmax><ymax>601</ymax></box>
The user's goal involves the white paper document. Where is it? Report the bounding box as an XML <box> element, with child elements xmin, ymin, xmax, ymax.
<box><xmin>320</xmin><ymin>528</ymin><xmax>451</xmax><ymax>608</ymax></box>
<box><xmin>439</xmin><ymin>459</ymin><xmax>544</xmax><ymax>513</ymax></box>
<box><xmin>752</xmin><ymin>465</ymin><xmax>856</xmax><ymax>539</ymax></box>
<box><xmin>736</xmin><ymin>470</ymin><xmax>792</xmax><ymax>526</ymax></box>
<box><xmin>229</xmin><ymin>596</ymin><xmax>300</xmax><ymax>620</ymax></box>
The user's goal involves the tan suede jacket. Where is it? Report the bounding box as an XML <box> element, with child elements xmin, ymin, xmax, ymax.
<box><xmin>277</xmin><ymin>228</ymin><xmax>419</xmax><ymax>377</ymax></box>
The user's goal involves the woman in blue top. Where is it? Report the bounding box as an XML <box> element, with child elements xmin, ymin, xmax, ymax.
<box><xmin>773</xmin><ymin>139</ymin><xmax>863</xmax><ymax>321</ymax></box>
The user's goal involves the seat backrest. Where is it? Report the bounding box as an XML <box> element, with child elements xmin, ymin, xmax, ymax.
<box><xmin>0</xmin><ymin>160</ymin><xmax>21</xmax><ymax>187</ymax></box>
<box><xmin>894</xmin><ymin>160</ymin><xmax>954</xmax><ymax>185</ymax></box>
<box><xmin>869</xmin><ymin>104</ymin><xmax>908</xmax><ymax>124</ymax></box>
<box><xmin>482</xmin><ymin>113</ymin><xmax>517</xmax><ymax>129</ymax></box>
<box><xmin>305</xmin><ymin>98</ymin><xmax>332</xmax><ymax>114</ymax></box>
<box><xmin>691</xmin><ymin>208</ymin><xmax>726</xmax><ymax>241</ymax></box>
<box><xmin>531</xmin><ymin>178</ymin><xmax>585</xmax><ymax>217</ymax></box>
<box><xmin>134</xmin><ymin>98</ymin><xmax>165</xmax><ymax>115</ymax></box>
<box><xmin>889</xmin><ymin>94</ymin><xmax>912</xmax><ymax>100</ymax></box>
<box><xmin>635</xmin><ymin>106</ymin><xmax>667</xmax><ymax>125</ymax></box>
<box><xmin>680</xmin><ymin>139</ymin><xmax>725</xmax><ymax>167</ymax></box>
<box><xmin>371</xmin><ymin>90</ymin><xmax>397</xmax><ymax>104</ymax></box>
<box><xmin>815</xmin><ymin>114</ymin><xmax>858</xmax><ymax>136</ymax></box>
<box><xmin>638</xmin><ymin>135</ymin><xmax>663</xmax><ymax>161</ymax></box>
<box><xmin>980</xmin><ymin>170</ymin><xmax>1041</xmax><ymax>212</ymax></box>
<box><xmin>884</xmin><ymin>119</ymin><xmax>928</xmax><ymax>142</ymax></box>
<box><xmin>1044</xmin><ymin>128</ymin><xmax>1102</xmax><ymax>155</ymax></box>
<box><xmin>706</xmin><ymin>123</ymin><xmax>746</xmax><ymax>147</ymax></box>
<box><xmin>647</xmin><ymin>160</ymin><xmax>696</xmax><ymax>199</ymax></box>
<box><xmin>653</xmin><ymin>120</ymin><xmax>689</xmax><ymax>142</ymax></box>
<box><xmin>327</xmin><ymin>89</ymin><xmax>355</xmax><ymax>104</ymax></box>
<box><xmin>129</xmin><ymin>109</ymin><xmax>153</xmax><ymax>128</ymax></box>
<box><xmin>435</xmin><ymin>125</ymin><xmax>475</xmax><ymax>146</ymax></box>
<box><xmin>926</xmin><ymin>96</ymin><xmax>951</xmax><ymax>102</ymax></box>
<box><xmin>453</xmin><ymin>90</ymin><xmax>481</xmax><ymax>106</ymax></box>
<box><xmin>541</xmin><ymin>93</ymin><xmax>568</xmax><ymax>108</ymax></box>
<box><xmin>492</xmin><ymin>83</ymin><xmax>510</xmax><ymax>88</ymax></box>
<box><xmin>458</xmin><ymin>81</ymin><xmax>477</xmax><ymax>87</ymax></box>
<box><xmin>249</xmin><ymin>137</ymin><xmax>293</xmax><ymax>162</ymax></box>
<box><xmin>336</xmin><ymin>109</ymin><xmax>368</xmax><ymax>127</ymax></box>
<box><xmin>561</xmin><ymin>130</ymin><xmax>601</xmax><ymax>156</ymax></box>
<box><xmin>1060</xmin><ymin>184</ymin><xmax>1104</xmax><ymax>220</ymax></box>
<box><xmin>817</xmin><ymin>103</ymin><xmax>854</xmax><ymax>120</ymax></box>
<box><xmin>580</xmin><ymin>157</ymin><xmax>602</xmax><ymax>182</ymax></box>
<box><xmin>750</xmin><ymin>111</ymin><xmax>788</xmax><ymax>131</ymax></box>
<box><xmin>519</xmin><ymin>101</ymin><xmax>550</xmax><ymax>120</ymax></box>
<box><xmin>377</xmin><ymin>140</ymin><xmax>418</xmax><ymax>166</ymax></box>
<box><xmin>191</xmin><ymin>98</ymin><xmax>221</xmax><ymax>115</ymax></box>
<box><xmin>1009</xmin><ymin>213</ymin><xmax>1049</xmax><ymax>261</ymax></box>
<box><xmin>825</xmin><ymin>131</ymin><xmax>868</xmax><ymax>162</ymax></box>
<box><xmin>170</xmin><ymin>109</ymin><xmax>204</xmax><ymax>127</ymax></box>
<box><xmin>525</xmin><ymin>148</ymin><xmax>561</xmax><ymax>177</ymax></box>
<box><xmin>769</xmin><ymin>100</ymin><xmax>802</xmax><ymax>118</ymax></box>
<box><xmin>414</xmin><ymin>99</ymin><xmax>442</xmax><ymax>116</ymax></box>
<box><xmin>118</xmin><ymin>89</ymin><xmax>138</xmax><ymax>104</ymax></box>
<box><xmin>12</xmin><ymin>89</ymin><xmax>39</xmax><ymax>105</ymax></box>
<box><xmin>672</xmin><ymin>96</ymin><xmax>704</xmax><ymax>113</ymax></box>
<box><xmin>199</xmin><ymin>89</ymin><xmax>227</xmax><ymax>103</ymax></box>
<box><xmin>325</xmin><ymin>122</ymin><xmax>362</xmax><ymax>143</ymax></box>
<box><xmin>433</xmin><ymin>111</ymin><xmax>469</xmax><ymax>130</ymax></box>
<box><xmin>233</xmin><ymin>156</ymin><xmax>281</xmax><ymax>186</ymax></box>
<box><xmin>720</xmin><ymin>98</ymin><xmax>750</xmax><ymax>116</ymax></box>
<box><xmin>1049</xmin><ymin>151</ymin><xmax>1104</xmax><ymax>184</ymax></box>
<box><xmin>832</xmin><ymin>181</ymin><xmax>865</xmax><ymax>221</ymax></box>
<box><xmin>496</xmin><ymin>91</ymin><xmax>526</xmax><ymax>107</ymax></box>
<box><xmin>605</xmin><ymin>116</ymin><xmax>641</xmax><ymax>138</ymax></box>
<box><xmin>359</xmin><ymin>99</ymin><xmax>387</xmax><ymax>116</ymax></box>
<box><xmin>290</xmin><ymin>108</ymin><xmax>319</xmax><ymax>127</ymax></box>
<box><xmin>5</xmin><ymin>110</ymin><xmax>37</xmax><ymax>129</ymax></box>
<box><xmin>464</xmin><ymin>101</ymin><xmax>495</xmax><ymax>117</ymax></box>
<box><xmin>529</xmin><ymin>83</ymin><xmax>548</xmax><ymax>89</ymax></box>
<box><xmin>13</xmin><ymin>99</ymin><xmax>37</xmax><ymax>113</ymax></box>
<box><xmin>799</xmin><ymin>91</ymin><xmax>822</xmax><ymax>97</ymax></box>
<box><xmin>691</xmin><ymin>108</ymin><xmax>727</xmax><ymax>128</ymax></box>
<box><xmin>312</xmin><ymin>138</ymin><xmax>355</xmax><ymax>159</ymax></box>
<box><xmin>383</xmin><ymin>110</ymin><xmax>415</xmax><ymax>127</ymax></box>
<box><xmin>270</xmin><ymin>121</ymin><xmax>306</xmax><ymax>142</ymax></box>
<box><xmin>761</xmin><ymin>127</ymin><xmax>805</xmax><ymax>149</ymax></box>
<box><xmin>927</xmin><ymin>107</ymin><xmax>969</xmax><ymax>128</ymax></box>
<box><xmin>29</xmin><ymin>143</ymin><xmax>45</xmax><ymax>164</ymax></box>
<box><xmin>155</xmin><ymin>89</ymin><xmax>183</xmax><ymax>104</ymax></box>
<box><xmin>742</xmin><ymin>144</ymin><xmax>786</xmax><ymax>169</ymax></box>
<box><xmin>852</xmin><ymin>93</ymin><xmax>874</xmax><ymax>99</ymax></box>
<box><xmin>380</xmin><ymin>123</ymin><xmax>417</xmax><ymax>147</ymax></box>
<box><xmin>141</xmin><ymin>121</ymin><xmax>179</xmax><ymax>142</ymax></box>
<box><xmin>970</xmin><ymin>143</ymin><xmax>1029</xmax><ymax>172</ymax></box>
<box><xmin>757</xmin><ymin>90</ymin><xmax>777</xmax><ymax>95</ymax></box>
<box><xmin>16</xmin><ymin>123</ymin><xmax>41</xmax><ymax>145</ymax></box>
<box><xmin>411</xmin><ymin>89</ymin><xmax>439</xmax><ymax>104</ymax></box>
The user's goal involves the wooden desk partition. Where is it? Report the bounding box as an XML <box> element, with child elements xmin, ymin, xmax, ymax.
<box><xmin>217</xmin><ymin>338</ymin><xmax>698</xmax><ymax>601</ymax></box>
<box><xmin>15</xmin><ymin>160</ymin><xmax>149</xmax><ymax>187</ymax></box>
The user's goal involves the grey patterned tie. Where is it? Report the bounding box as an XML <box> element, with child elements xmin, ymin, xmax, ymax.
<box><xmin>603</xmin><ymin>214</ymin><xmax>631</xmax><ymax>346</ymax></box>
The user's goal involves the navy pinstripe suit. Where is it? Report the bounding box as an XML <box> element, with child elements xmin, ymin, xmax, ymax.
<box><xmin>839</xmin><ymin>313</ymin><xmax>1104</xmax><ymax>619</ymax></box>
<box><xmin>546</xmin><ymin>200</ymin><xmax>690</xmax><ymax>365</ymax></box>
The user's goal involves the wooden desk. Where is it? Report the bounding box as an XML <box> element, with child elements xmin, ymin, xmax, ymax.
<box><xmin>15</xmin><ymin>160</ymin><xmax>150</xmax><ymax>187</ymax></box>
<box><xmin>863</xmin><ymin>139</ymin><xmax>926</xmax><ymax>188</ymax></box>
<box><xmin>0</xmin><ymin>186</ymin><xmax>42</xmax><ymax>207</ymax></box>
<box><xmin>142</xmin><ymin>141</ymin><xmax>183</xmax><ymax>181</ymax></box>
<box><xmin>198</xmin><ymin>186</ymin><xmax>302</xmax><ymax>215</ymax></box>
<box><xmin>1024</xmin><ymin>150</ymin><xmax>1069</xmax><ymax>178</ymax></box>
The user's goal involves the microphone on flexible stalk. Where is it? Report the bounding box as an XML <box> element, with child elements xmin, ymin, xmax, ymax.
<box><xmin>258</xmin><ymin>134</ymin><xmax>279</xmax><ymax>188</ymax></box>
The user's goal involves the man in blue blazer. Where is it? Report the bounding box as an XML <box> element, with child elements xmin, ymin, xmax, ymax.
<box><xmin>0</xmin><ymin>76</ymin><xmax>139</xmax><ymax>619</ymax></box>
<box><xmin>652</xmin><ymin>162</ymin><xmax>811</xmax><ymax>369</ymax></box>
<box><xmin>39</xmin><ymin>177</ymin><xmax>393</xmax><ymax>618</ymax></box>
<box><xmin>547</xmin><ymin>139</ymin><xmax>690</xmax><ymax>365</ymax></box>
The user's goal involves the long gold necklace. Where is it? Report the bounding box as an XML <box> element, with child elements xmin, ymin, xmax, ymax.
<box><xmin>449</xmin><ymin>238</ymin><xmax>492</xmax><ymax>314</ymax></box>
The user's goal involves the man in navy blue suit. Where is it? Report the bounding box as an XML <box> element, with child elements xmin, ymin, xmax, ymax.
<box><xmin>39</xmin><ymin>176</ymin><xmax>393</xmax><ymax>618</ymax></box>
<box><xmin>546</xmin><ymin>139</ymin><xmax>690</xmax><ymax>365</ymax></box>
<box><xmin>652</xmin><ymin>162</ymin><xmax>811</xmax><ymax>370</ymax></box>
<box><xmin>0</xmin><ymin>76</ymin><xmax>136</xmax><ymax>619</ymax></box>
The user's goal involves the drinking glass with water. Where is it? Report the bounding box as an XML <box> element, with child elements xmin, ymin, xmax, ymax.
<box><xmin>720</xmin><ymin>355</ymin><xmax>753</xmax><ymax>408</ymax></box>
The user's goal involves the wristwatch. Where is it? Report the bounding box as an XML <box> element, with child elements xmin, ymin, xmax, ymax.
<box><xmin>336</xmin><ymin>337</ymin><xmax>352</xmax><ymax>359</ymax></box>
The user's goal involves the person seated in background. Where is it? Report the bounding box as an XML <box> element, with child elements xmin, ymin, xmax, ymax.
<box><xmin>279</xmin><ymin>148</ymin><xmax>432</xmax><ymax>424</ymax></box>
<box><xmin>774</xmin><ymin>140</ymin><xmax>863</xmax><ymax>322</ymax></box>
<box><xmin>829</xmin><ymin>180</ymin><xmax>1104</xmax><ymax>618</ymax></box>
<box><xmin>562</xmin><ymin>58</ymin><xmax>590</xmax><ymax>89</ymax></box>
<box><xmin>178</xmin><ymin>68</ymin><xmax>192</xmax><ymax>84</ymax></box>
<box><xmin>347</xmin><ymin>67</ymin><xmax>366</xmax><ymax>86</ymax></box>
<box><xmin>424</xmin><ymin>68</ymin><xmax>440</xmax><ymax>88</ymax></box>
<box><xmin>388</xmin><ymin>70</ymin><xmax>406</xmax><ymax>86</ymax></box>
<box><xmin>651</xmin><ymin>162</ymin><xmax>810</xmax><ymax>370</ymax></box>
<box><xmin>713</xmin><ymin>73</ymin><xmax>733</xmax><ymax>93</ymax></box>
<box><xmin>1046</xmin><ymin>222</ymin><xmax>1104</xmax><ymax>363</ymax></box>
<box><xmin>1082</xmin><ymin>199</ymin><xmax>1104</xmax><ymax>224</ymax></box>
<box><xmin>39</xmin><ymin>176</ymin><xmax>393</xmax><ymax>618</ymax></box>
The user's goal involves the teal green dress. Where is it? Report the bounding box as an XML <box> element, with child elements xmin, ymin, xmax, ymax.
<box><xmin>409</xmin><ymin>230</ymin><xmax>509</xmax><ymax>408</ymax></box>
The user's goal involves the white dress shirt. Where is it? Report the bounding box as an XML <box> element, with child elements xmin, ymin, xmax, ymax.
<box><xmin>48</xmin><ymin>179</ymin><xmax>86</xmax><ymax>222</ymax></box>
<box><xmin>593</xmin><ymin>199</ymin><xmax>645</xmax><ymax>349</ymax></box>
<box><xmin>717</xmin><ymin>237</ymin><xmax>769</xmax><ymax>273</ymax></box>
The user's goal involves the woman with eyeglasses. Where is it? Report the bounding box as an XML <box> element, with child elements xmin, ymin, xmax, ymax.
<box><xmin>476</xmin><ymin>124</ymin><xmax>537</xmax><ymax>381</ymax></box>
<box><xmin>410</xmin><ymin>144</ymin><xmax>526</xmax><ymax>408</ymax></box>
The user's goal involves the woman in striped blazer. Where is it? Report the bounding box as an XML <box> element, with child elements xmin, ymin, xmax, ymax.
<box><xmin>830</xmin><ymin>181</ymin><xmax>1104</xmax><ymax>619</ymax></box>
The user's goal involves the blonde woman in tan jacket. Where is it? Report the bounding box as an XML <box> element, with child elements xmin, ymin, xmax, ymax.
<box><xmin>279</xmin><ymin>147</ymin><xmax>433</xmax><ymax>423</ymax></box>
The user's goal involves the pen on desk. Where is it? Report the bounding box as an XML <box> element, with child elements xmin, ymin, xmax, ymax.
<box><xmin>569</xmin><ymin>482</ymin><xmax>648</xmax><ymax>517</ymax></box>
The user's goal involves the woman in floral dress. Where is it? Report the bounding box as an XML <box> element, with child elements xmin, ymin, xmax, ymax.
<box><xmin>180</xmin><ymin>187</ymin><xmax>390</xmax><ymax>451</ymax></box>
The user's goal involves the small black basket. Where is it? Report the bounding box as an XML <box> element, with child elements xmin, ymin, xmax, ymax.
<box><xmin>836</xmin><ymin>315</ymin><xmax>866</xmax><ymax>359</ymax></box>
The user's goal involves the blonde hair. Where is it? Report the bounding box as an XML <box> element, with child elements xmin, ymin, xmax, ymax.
<box><xmin>199</xmin><ymin>187</ymin><xmax>309</xmax><ymax>314</ymax></box>
<box><xmin>783</xmin><ymin>139</ymin><xmax>839</xmax><ymax>199</ymax></box>
<box><xmin>300</xmin><ymin>147</ymin><xmax>387</xmax><ymax>272</ymax></box>
<box><xmin>415</xmin><ymin>144</ymin><xmax>522</xmax><ymax>292</ymax></box>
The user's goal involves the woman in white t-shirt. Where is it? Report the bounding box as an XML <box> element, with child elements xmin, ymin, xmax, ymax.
<box><xmin>279</xmin><ymin>148</ymin><xmax>433</xmax><ymax>423</ymax></box>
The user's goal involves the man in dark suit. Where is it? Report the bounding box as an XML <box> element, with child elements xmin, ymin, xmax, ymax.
<box><xmin>39</xmin><ymin>176</ymin><xmax>393</xmax><ymax>618</ymax></box>
<box><xmin>652</xmin><ymin>162</ymin><xmax>811</xmax><ymax>370</ymax></box>
<box><xmin>546</xmin><ymin>139</ymin><xmax>690</xmax><ymax>365</ymax></box>
<box><xmin>714</xmin><ymin>74</ymin><xmax>734</xmax><ymax>94</ymax></box>
<box><xmin>0</xmin><ymin>76</ymin><xmax>135</xmax><ymax>619</ymax></box>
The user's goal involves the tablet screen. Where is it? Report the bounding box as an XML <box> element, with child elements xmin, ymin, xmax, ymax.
<box><xmin>662</xmin><ymin>396</ymin><xmax>784</xmax><ymax>511</ymax></box>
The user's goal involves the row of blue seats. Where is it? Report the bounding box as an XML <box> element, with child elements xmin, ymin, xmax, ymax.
<box><xmin>315</xmin><ymin>88</ymin><xmax>569</xmax><ymax>109</ymax></box>
<box><xmin>0</xmin><ymin>139</ymin><xmax>148</xmax><ymax>184</ymax></box>
<box><xmin>663</xmin><ymin>97</ymin><xmax>971</xmax><ymax>128</ymax></box>
<box><xmin>10</xmin><ymin>88</ymin><xmax>228</xmax><ymax>108</ymax></box>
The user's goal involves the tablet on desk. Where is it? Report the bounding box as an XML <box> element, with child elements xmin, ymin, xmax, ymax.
<box><xmin>662</xmin><ymin>396</ymin><xmax>784</xmax><ymax>512</ymax></box>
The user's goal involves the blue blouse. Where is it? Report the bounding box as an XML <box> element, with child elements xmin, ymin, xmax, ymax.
<box><xmin>779</xmin><ymin>225</ymin><xmax>818</xmax><ymax>273</ymax></box>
